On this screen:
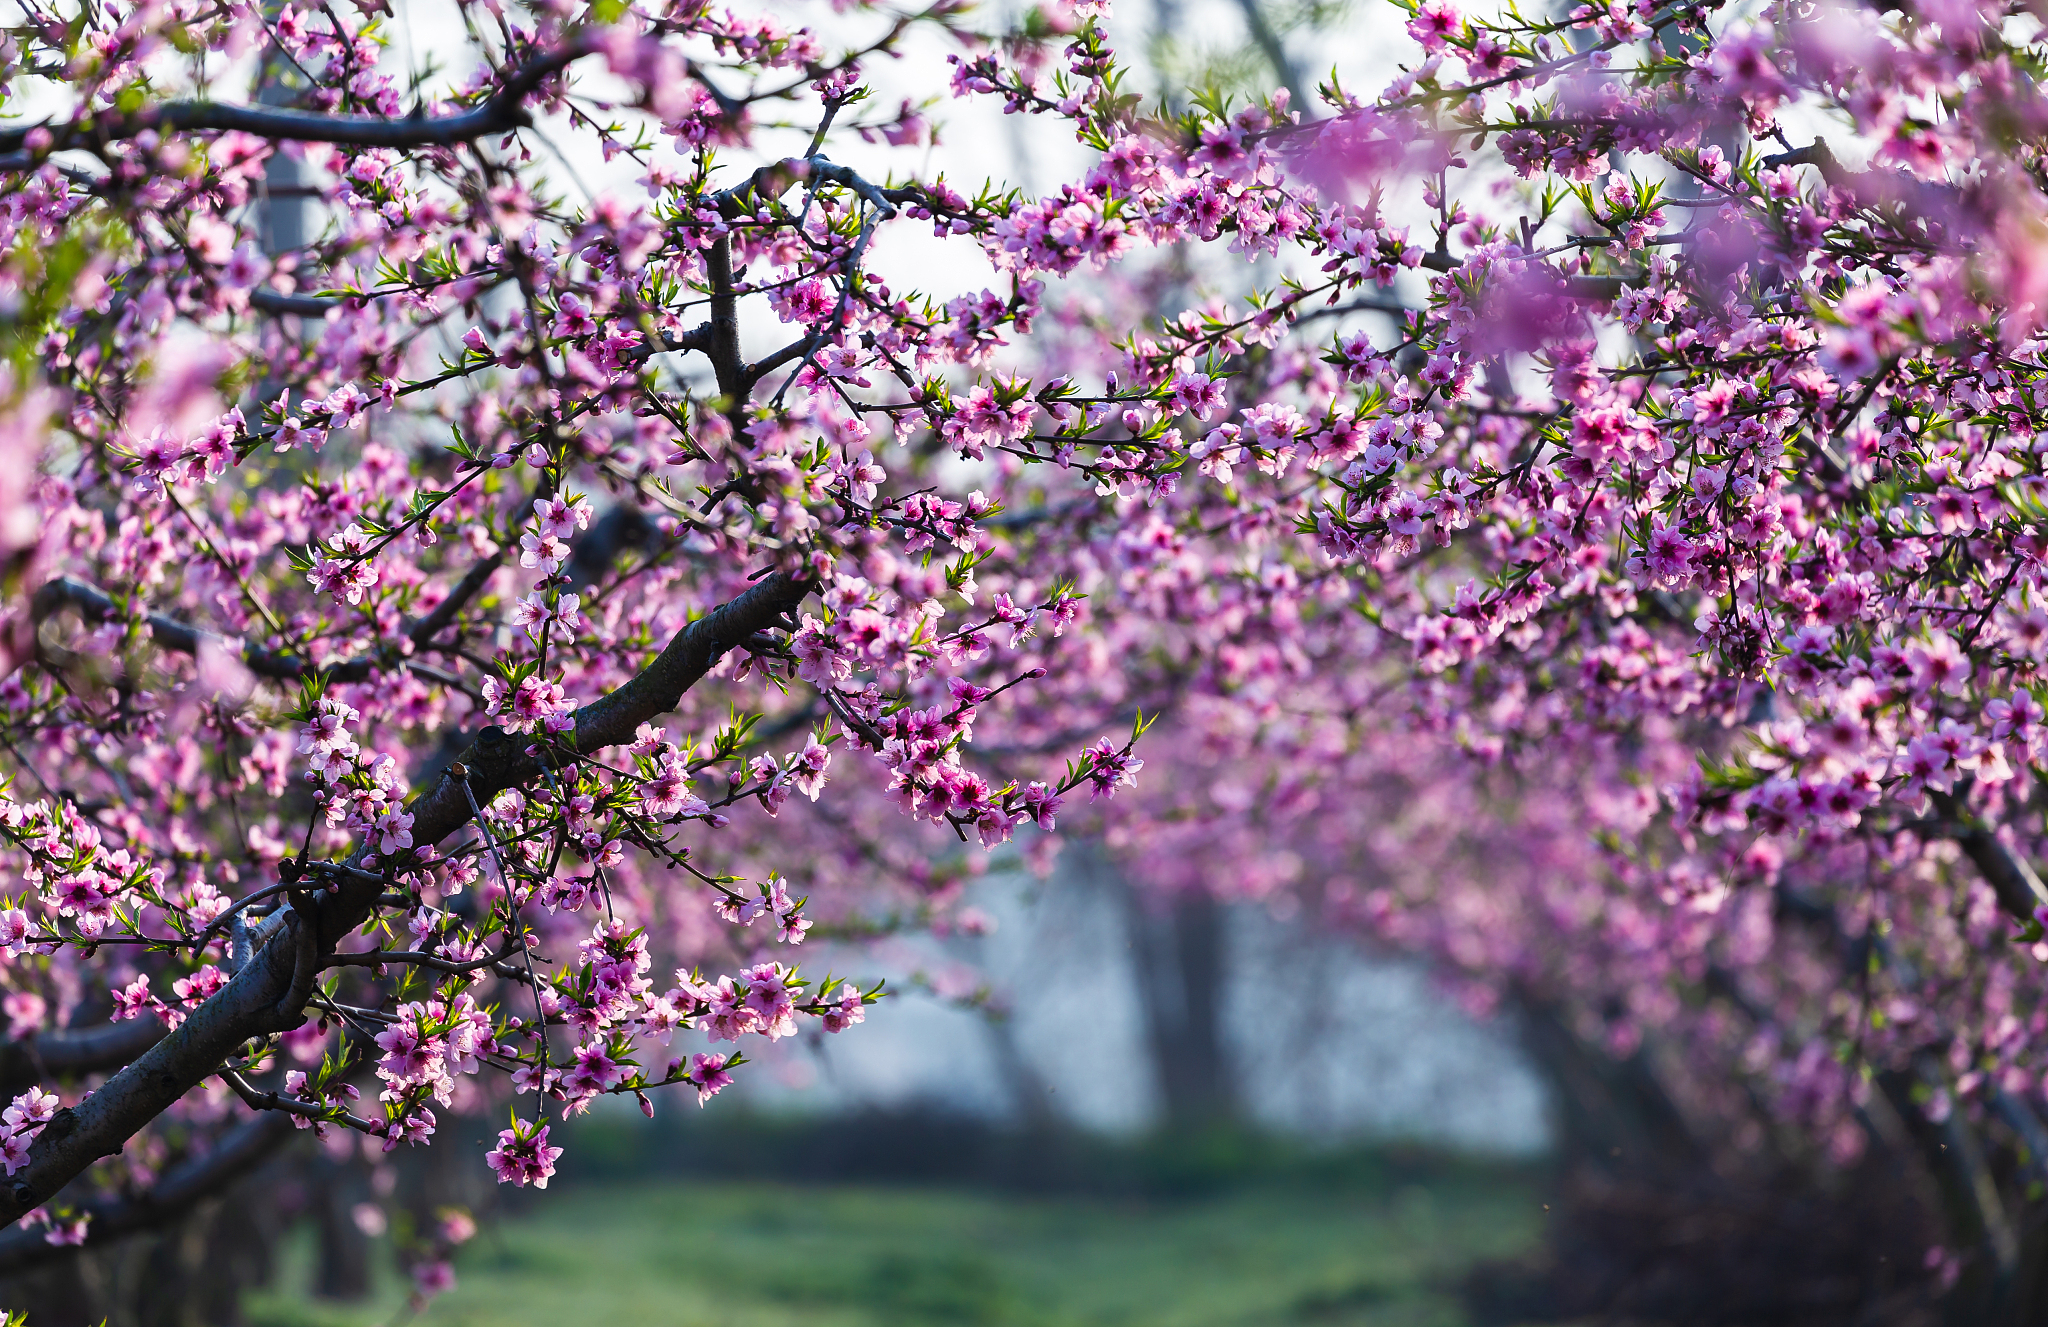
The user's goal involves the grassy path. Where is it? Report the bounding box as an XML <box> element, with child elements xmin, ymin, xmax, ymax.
<box><xmin>245</xmin><ymin>1175</ymin><xmax>1541</xmax><ymax>1327</ymax></box>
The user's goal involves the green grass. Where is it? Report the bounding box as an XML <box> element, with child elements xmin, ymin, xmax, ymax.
<box><xmin>243</xmin><ymin>1175</ymin><xmax>1541</xmax><ymax>1327</ymax></box>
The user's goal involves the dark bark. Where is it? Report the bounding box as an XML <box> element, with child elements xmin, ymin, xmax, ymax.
<box><xmin>1950</xmin><ymin>820</ymin><xmax>2048</xmax><ymax>918</ymax></box>
<box><xmin>247</xmin><ymin>288</ymin><xmax>339</xmax><ymax>316</ymax></box>
<box><xmin>705</xmin><ymin>235</ymin><xmax>748</xmax><ymax>401</ymax></box>
<box><xmin>0</xmin><ymin>1020</ymin><xmax>164</xmax><ymax>1098</ymax></box>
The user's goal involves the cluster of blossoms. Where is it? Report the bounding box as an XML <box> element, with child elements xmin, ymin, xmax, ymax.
<box><xmin>299</xmin><ymin>696</ymin><xmax>415</xmax><ymax>858</ymax></box>
<box><xmin>0</xmin><ymin>1089</ymin><xmax>56</xmax><ymax>1178</ymax></box>
<box><xmin>479</xmin><ymin>495</ymin><xmax>594</xmax><ymax>734</ymax></box>
<box><xmin>483</xmin><ymin>1119</ymin><xmax>564</xmax><ymax>1191</ymax></box>
<box><xmin>373</xmin><ymin>994</ymin><xmax>496</xmax><ymax>1123</ymax></box>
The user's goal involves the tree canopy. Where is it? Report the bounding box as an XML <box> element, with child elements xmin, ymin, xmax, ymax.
<box><xmin>3</xmin><ymin>0</ymin><xmax>2048</xmax><ymax>1307</ymax></box>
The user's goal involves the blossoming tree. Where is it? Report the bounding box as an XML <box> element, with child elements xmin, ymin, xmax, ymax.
<box><xmin>0</xmin><ymin>0</ymin><xmax>1157</xmax><ymax>1275</ymax></box>
<box><xmin>5</xmin><ymin>0</ymin><xmax>2048</xmax><ymax>1311</ymax></box>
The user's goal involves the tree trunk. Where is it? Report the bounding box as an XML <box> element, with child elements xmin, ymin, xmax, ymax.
<box><xmin>1111</xmin><ymin>854</ymin><xmax>1234</xmax><ymax>1132</ymax></box>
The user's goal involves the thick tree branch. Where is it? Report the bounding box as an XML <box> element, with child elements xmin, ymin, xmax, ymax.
<box><xmin>34</xmin><ymin>575</ymin><xmax>340</xmax><ymax>681</ymax></box>
<box><xmin>746</xmin><ymin>332</ymin><xmax>821</xmax><ymax>387</ymax></box>
<box><xmin>33</xmin><ymin>578</ymin><xmax>219</xmax><ymax>661</ymax></box>
<box><xmin>705</xmin><ymin>235</ymin><xmax>747</xmax><ymax>400</ymax></box>
<box><xmin>1960</xmin><ymin>827</ymin><xmax>2048</xmax><ymax>917</ymax></box>
<box><xmin>1941</xmin><ymin>799</ymin><xmax>2048</xmax><ymax>921</ymax></box>
<box><xmin>0</xmin><ymin>45</ymin><xmax>587</xmax><ymax>155</ymax></box>
<box><xmin>0</xmin><ymin>1114</ymin><xmax>294</xmax><ymax>1273</ymax></box>
<box><xmin>0</xmin><ymin>1020</ymin><xmax>164</xmax><ymax>1097</ymax></box>
<box><xmin>389</xmin><ymin>569</ymin><xmax>812</xmax><ymax>882</ymax></box>
<box><xmin>0</xmin><ymin>570</ymin><xmax>812</xmax><ymax>1225</ymax></box>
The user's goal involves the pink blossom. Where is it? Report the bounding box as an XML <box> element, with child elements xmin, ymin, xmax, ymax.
<box><xmin>485</xmin><ymin>1122</ymin><xmax>563</xmax><ymax>1189</ymax></box>
<box><xmin>682</xmin><ymin>1052</ymin><xmax>733</xmax><ymax>1105</ymax></box>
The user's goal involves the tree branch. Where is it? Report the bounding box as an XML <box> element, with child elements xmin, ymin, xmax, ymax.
<box><xmin>34</xmin><ymin>576</ymin><xmax>349</xmax><ymax>681</ymax></box>
<box><xmin>31</xmin><ymin>550</ymin><xmax>503</xmax><ymax>685</ymax></box>
<box><xmin>0</xmin><ymin>1020</ymin><xmax>165</xmax><ymax>1097</ymax></box>
<box><xmin>248</xmin><ymin>288</ymin><xmax>340</xmax><ymax>316</ymax></box>
<box><xmin>1940</xmin><ymin>798</ymin><xmax>2048</xmax><ymax>921</ymax></box>
<box><xmin>0</xmin><ymin>910</ymin><xmax>318</xmax><ymax>1224</ymax></box>
<box><xmin>0</xmin><ymin>1114</ymin><xmax>294</xmax><ymax>1274</ymax></box>
<box><xmin>391</xmin><ymin>569</ymin><xmax>812</xmax><ymax>877</ymax></box>
<box><xmin>33</xmin><ymin>578</ymin><xmax>217</xmax><ymax>660</ymax></box>
<box><xmin>403</xmin><ymin>548</ymin><xmax>508</xmax><ymax>653</ymax></box>
<box><xmin>0</xmin><ymin>44</ymin><xmax>587</xmax><ymax>155</ymax></box>
<box><xmin>704</xmin><ymin>235</ymin><xmax>747</xmax><ymax>400</ymax></box>
<box><xmin>1760</xmin><ymin>138</ymin><xmax>1851</xmax><ymax>189</ymax></box>
<box><xmin>221</xmin><ymin>1068</ymin><xmax>382</xmax><ymax>1135</ymax></box>
<box><xmin>746</xmin><ymin>332</ymin><xmax>821</xmax><ymax>387</ymax></box>
<box><xmin>323</xmin><ymin>943</ymin><xmax>528</xmax><ymax>978</ymax></box>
